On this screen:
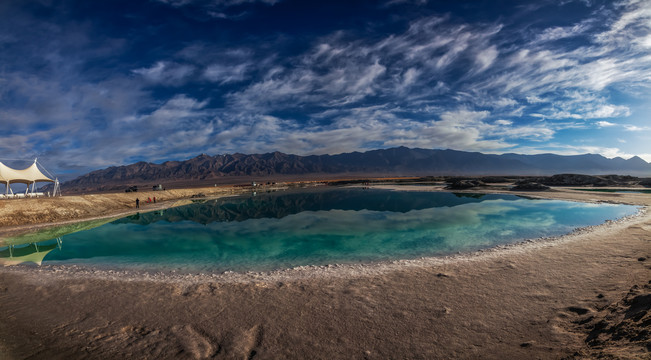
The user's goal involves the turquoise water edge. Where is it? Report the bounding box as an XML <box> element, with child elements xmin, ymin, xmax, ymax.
<box><xmin>0</xmin><ymin>188</ymin><xmax>639</xmax><ymax>273</ymax></box>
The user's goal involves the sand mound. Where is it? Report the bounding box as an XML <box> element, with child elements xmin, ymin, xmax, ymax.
<box><xmin>564</xmin><ymin>280</ymin><xmax>651</xmax><ymax>359</ymax></box>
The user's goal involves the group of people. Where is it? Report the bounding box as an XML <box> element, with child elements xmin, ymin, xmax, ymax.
<box><xmin>135</xmin><ymin>196</ymin><xmax>156</xmax><ymax>209</ymax></box>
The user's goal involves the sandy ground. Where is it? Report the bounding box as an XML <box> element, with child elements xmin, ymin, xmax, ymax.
<box><xmin>0</xmin><ymin>186</ymin><xmax>649</xmax><ymax>359</ymax></box>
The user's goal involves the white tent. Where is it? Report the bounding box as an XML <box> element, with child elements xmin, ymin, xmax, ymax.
<box><xmin>0</xmin><ymin>159</ymin><xmax>58</xmax><ymax>198</ymax></box>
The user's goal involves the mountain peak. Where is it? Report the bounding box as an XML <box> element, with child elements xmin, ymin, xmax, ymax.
<box><xmin>627</xmin><ymin>155</ymin><xmax>648</xmax><ymax>164</ymax></box>
<box><xmin>58</xmin><ymin>148</ymin><xmax>651</xmax><ymax>192</ymax></box>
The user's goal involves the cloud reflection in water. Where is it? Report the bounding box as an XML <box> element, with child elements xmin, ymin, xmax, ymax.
<box><xmin>17</xmin><ymin>189</ymin><xmax>638</xmax><ymax>272</ymax></box>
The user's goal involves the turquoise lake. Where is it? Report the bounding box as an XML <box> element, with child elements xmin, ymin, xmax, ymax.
<box><xmin>1</xmin><ymin>188</ymin><xmax>639</xmax><ymax>272</ymax></box>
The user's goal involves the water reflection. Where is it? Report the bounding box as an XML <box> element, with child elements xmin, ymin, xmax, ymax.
<box><xmin>0</xmin><ymin>217</ymin><xmax>116</xmax><ymax>266</ymax></box>
<box><xmin>1</xmin><ymin>217</ymin><xmax>118</xmax><ymax>246</ymax></box>
<box><xmin>0</xmin><ymin>189</ymin><xmax>639</xmax><ymax>272</ymax></box>
<box><xmin>114</xmin><ymin>188</ymin><xmax>497</xmax><ymax>226</ymax></box>
<box><xmin>0</xmin><ymin>238</ymin><xmax>62</xmax><ymax>266</ymax></box>
<box><xmin>452</xmin><ymin>193</ymin><xmax>487</xmax><ymax>199</ymax></box>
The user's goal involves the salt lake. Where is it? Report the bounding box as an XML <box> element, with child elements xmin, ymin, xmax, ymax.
<box><xmin>0</xmin><ymin>188</ymin><xmax>639</xmax><ymax>272</ymax></box>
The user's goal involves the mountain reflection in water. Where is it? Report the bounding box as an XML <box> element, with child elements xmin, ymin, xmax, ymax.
<box><xmin>115</xmin><ymin>188</ymin><xmax>493</xmax><ymax>225</ymax></box>
<box><xmin>0</xmin><ymin>188</ymin><xmax>638</xmax><ymax>272</ymax></box>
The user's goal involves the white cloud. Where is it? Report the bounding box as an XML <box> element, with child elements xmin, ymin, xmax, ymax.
<box><xmin>132</xmin><ymin>61</ymin><xmax>195</xmax><ymax>86</ymax></box>
<box><xmin>638</xmin><ymin>154</ymin><xmax>651</xmax><ymax>162</ymax></box>
<box><xmin>79</xmin><ymin>0</ymin><xmax>651</xmax><ymax>170</ymax></box>
<box><xmin>572</xmin><ymin>146</ymin><xmax>636</xmax><ymax>159</ymax></box>
<box><xmin>223</xmin><ymin>15</ymin><xmax>509</xmax><ymax>112</ymax></box>
<box><xmin>199</xmin><ymin>108</ymin><xmax>560</xmax><ymax>156</ymax></box>
<box><xmin>475</xmin><ymin>45</ymin><xmax>499</xmax><ymax>72</ymax></box>
<box><xmin>470</xmin><ymin>0</ymin><xmax>651</xmax><ymax>119</ymax></box>
<box><xmin>229</xmin><ymin>56</ymin><xmax>390</xmax><ymax>110</ymax></box>
<box><xmin>0</xmin><ymin>134</ymin><xmax>31</xmax><ymax>155</ymax></box>
<box><xmin>400</xmin><ymin>67</ymin><xmax>419</xmax><ymax>89</ymax></box>
<box><xmin>635</xmin><ymin>32</ymin><xmax>651</xmax><ymax>48</ymax></box>
<box><xmin>585</xmin><ymin>104</ymin><xmax>631</xmax><ymax>118</ymax></box>
<box><xmin>493</xmin><ymin>98</ymin><xmax>518</xmax><ymax>108</ymax></box>
<box><xmin>204</xmin><ymin>63</ymin><xmax>250</xmax><ymax>84</ymax></box>
<box><xmin>147</xmin><ymin>94</ymin><xmax>209</xmax><ymax>126</ymax></box>
<box><xmin>596</xmin><ymin>120</ymin><xmax>616</xmax><ymax>127</ymax></box>
<box><xmin>349</xmin><ymin>60</ymin><xmax>386</xmax><ymax>94</ymax></box>
<box><xmin>500</xmin><ymin>144</ymin><xmax>639</xmax><ymax>161</ymax></box>
<box><xmin>533</xmin><ymin>91</ymin><xmax>631</xmax><ymax>120</ymax></box>
<box><xmin>526</xmin><ymin>95</ymin><xmax>545</xmax><ymax>104</ymax></box>
<box><xmin>439</xmin><ymin>109</ymin><xmax>489</xmax><ymax>124</ymax></box>
<box><xmin>498</xmin><ymin>125</ymin><xmax>555</xmax><ymax>141</ymax></box>
<box><xmin>624</xmin><ymin>124</ymin><xmax>651</xmax><ymax>131</ymax></box>
<box><xmin>595</xmin><ymin>0</ymin><xmax>651</xmax><ymax>47</ymax></box>
<box><xmin>5</xmin><ymin>0</ymin><xmax>651</xmax><ymax>176</ymax></box>
<box><xmin>535</xmin><ymin>23</ymin><xmax>589</xmax><ymax>42</ymax></box>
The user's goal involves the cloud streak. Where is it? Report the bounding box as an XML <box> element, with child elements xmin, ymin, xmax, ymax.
<box><xmin>0</xmin><ymin>0</ymin><xmax>649</xmax><ymax>177</ymax></box>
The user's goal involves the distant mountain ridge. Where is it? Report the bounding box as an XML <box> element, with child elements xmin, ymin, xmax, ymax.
<box><xmin>60</xmin><ymin>147</ymin><xmax>651</xmax><ymax>191</ymax></box>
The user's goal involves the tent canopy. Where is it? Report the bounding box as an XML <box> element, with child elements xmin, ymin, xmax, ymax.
<box><xmin>0</xmin><ymin>161</ymin><xmax>54</xmax><ymax>184</ymax></box>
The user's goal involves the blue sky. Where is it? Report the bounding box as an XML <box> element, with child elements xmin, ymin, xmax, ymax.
<box><xmin>1</xmin><ymin>0</ymin><xmax>650</xmax><ymax>178</ymax></box>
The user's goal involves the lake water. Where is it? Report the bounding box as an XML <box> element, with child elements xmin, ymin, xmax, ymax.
<box><xmin>0</xmin><ymin>188</ymin><xmax>639</xmax><ymax>272</ymax></box>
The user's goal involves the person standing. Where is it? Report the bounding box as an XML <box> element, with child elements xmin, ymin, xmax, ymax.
<box><xmin>136</xmin><ymin>198</ymin><xmax>140</xmax><ymax>209</ymax></box>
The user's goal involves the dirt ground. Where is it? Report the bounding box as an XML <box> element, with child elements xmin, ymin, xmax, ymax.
<box><xmin>0</xmin><ymin>186</ymin><xmax>649</xmax><ymax>359</ymax></box>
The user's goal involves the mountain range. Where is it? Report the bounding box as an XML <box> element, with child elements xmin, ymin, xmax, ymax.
<box><xmin>58</xmin><ymin>147</ymin><xmax>651</xmax><ymax>192</ymax></box>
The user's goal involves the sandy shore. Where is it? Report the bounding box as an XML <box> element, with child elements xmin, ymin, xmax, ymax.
<box><xmin>0</xmin><ymin>186</ymin><xmax>649</xmax><ymax>359</ymax></box>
